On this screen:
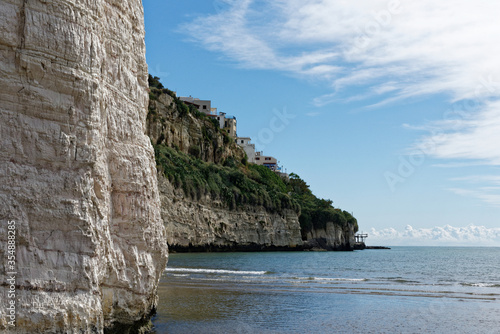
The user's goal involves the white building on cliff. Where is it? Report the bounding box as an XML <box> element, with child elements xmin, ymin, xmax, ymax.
<box><xmin>236</xmin><ymin>137</ymin><xmax>256</xmax><ymax>163</ymax></box>
<box><xmin>180</xmin><ymin>96</ymin><xmax>237</xmax><ymax>138</ymax></box>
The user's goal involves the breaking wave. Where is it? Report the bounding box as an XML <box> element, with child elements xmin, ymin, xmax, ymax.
<box><xmin>165</xmin><ymin>267</ymin><xmax>268</xmax><ymax>275</ymax></box>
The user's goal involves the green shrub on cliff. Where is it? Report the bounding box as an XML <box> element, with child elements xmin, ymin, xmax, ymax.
<box><xmin>148</xmin><ymin>75</ymin><xmax>213</xmax><ymax>121</ymax></box>
<box><xmin>154</xmin><ymin>143</ymin><xmax>356</xmax><ymax>235</ymax></box>
<box><xmin>288</xmin><ymin>173</ymin><xmax>358</xmax><ymax>237</ymax></box>
<box><xmin>148</xmin><ymin>74</ymin><xmax>164</xmax><ymax>89</ymax></box>
<box><xmin>154</xmin><ymin>144</ymin><xmax>299</xmax><ymax>213</ymax></box>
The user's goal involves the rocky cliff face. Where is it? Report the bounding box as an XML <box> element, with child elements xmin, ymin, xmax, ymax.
<box><xmin>159</xmin><ymin>173</ymin><xmax>355</xmax><ymax>251</ymax></box>
<box><xmin>0</xmin><ymin>0</ymin><xmax>167</xmax><ymax>332</ymax></box>
<box><xmin>147</xmin><ymin>92</ymin><xmax>245</xmax><ymax>164</ymax></box>
<box><xmin>306</xmin><ymin>223</ymin><xmax>356</xmax><ymax>251</ymax></box>
<box><xmin>158</xmin><ymin>177</ymin><xmax>303</xmax><ymax>251</ymax></box>
<box><xmin>147</xmin><ymin>90</ymin><xmax>356</xmax><ymax>252</ymax></box>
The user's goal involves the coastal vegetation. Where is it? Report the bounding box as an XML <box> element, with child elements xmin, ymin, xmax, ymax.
<box><xmin>288</xmin><ymin>173</ymin><xmax>358</xmax><ymax>237</ymax></box>
<box><xmin>154</xmin><ymin>144</ymin><xmax>299</xmax><ymax>213</ymax></box>
<box><xmin>149</xmin><ymin>75</ymin><xmax>358</xmax><ymax>238</ymax></box>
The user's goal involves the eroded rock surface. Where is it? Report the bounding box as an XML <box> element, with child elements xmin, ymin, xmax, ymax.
<box><xmin>0</xmin><ymin>0</ymin><xmax>167</xmax><ymax>332</ymax></box>
<box><xmin>148</xmin><ymin>93</ymin><xmax>245</xmax><ymax>164</ymax></box>
<box><xmin>158</xmin><ymin>177</ymin><xmax>303</xmax><ymax>251</ymax></box>
<box><xmin>305</xmin><ymin>222</ymin><xmax>355</xmax><ymax>251</ymax></box>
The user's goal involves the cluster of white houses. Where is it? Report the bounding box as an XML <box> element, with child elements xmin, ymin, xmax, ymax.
<box><xmin>180</xmin><ymin>96</ymin><xmax>286</xmax><ymax>176</ymax></box>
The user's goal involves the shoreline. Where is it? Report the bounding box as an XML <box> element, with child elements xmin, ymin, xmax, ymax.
<box><xmin>167</xmin><ymin>242</ymin><xmax>391</xmax><ymax>253</ymax></box>
<box><xmin>168</xmin><ymin>243</ymin><xmax>356</xmax><ymax>253</ymax></box>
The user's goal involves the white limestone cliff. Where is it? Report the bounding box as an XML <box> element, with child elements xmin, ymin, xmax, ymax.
<box><xmin>0</xmin><ymin>0</ymin><xmax>168</xmax><ymax>332</ymax></box>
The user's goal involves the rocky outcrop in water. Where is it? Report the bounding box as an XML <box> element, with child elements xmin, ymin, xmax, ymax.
<box><xmin>0</xmin><ymin>0</ymin><xmax>167</xmax><ymax>332</ymax></box>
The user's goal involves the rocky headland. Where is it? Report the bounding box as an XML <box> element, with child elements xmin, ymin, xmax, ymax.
<box><xmin>146</xmin><ymin>84</ymin><xmax>358</xmax><ymax>252</ymax></box>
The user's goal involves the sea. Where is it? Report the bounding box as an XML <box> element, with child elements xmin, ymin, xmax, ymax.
<box><xmin>150</xmin><ymin>247</ymin><xmax>500</xmax><ymax>333</ymax></box>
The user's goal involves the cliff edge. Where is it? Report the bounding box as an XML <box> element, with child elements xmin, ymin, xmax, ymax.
<box><xmin>0</xmin><ymin>0</ymin><xmax>167</xmax><ymax>332</ymax></box>
<box><xmin>147</xmin><ymin>86</ymin><xmax>357</xmax><ymax>252</ymax></box>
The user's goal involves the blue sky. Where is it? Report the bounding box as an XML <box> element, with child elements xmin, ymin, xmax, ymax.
<box><xmin>143</xmin><ymin>0</ymin><xmax>500</xmax><ymax>246</ymax></box>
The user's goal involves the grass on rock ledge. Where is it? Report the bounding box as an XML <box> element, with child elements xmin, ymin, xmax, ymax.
<box><xmin>154</xmin><ymin>144</ymin><xmax>357</xmax><ymax>237</ymax></box>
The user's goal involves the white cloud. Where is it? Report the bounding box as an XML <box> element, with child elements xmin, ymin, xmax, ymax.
<box><xmin>451</xmin><ymin>175</ymin><xmax>500</xmax><ymax>185</ymax></box>
<box><xmin>414</xmin><ymin>100</ymin><xmax>500</xmax><ymax>165</ymax></box>
<box><xmin>183</xmin><ymin>0</ymin><xmax>500</xmax><ymax>101</ymax></box>
<box><xmin>182</xmin><ymin>1</ymin><xmax>500</xmax><ymax>158</ymax></box>
<box><xmin>182</xmin><ymin>0</ymin><xmax>500</xmax><ymax>203</ymax></box>
<box><xmin>448</xmin><ymin>188</ymin><xmax>500</xmax><ymax>207</ymax></box>
<box><xmin>446</xmin><ymin>174</ymin><xmax>500</xmax><ymax>207</ymax></box>
<box><xmin>369</xmin><ymin>224</ymin><xmax>500</xmax><ymax>246</ymax></box>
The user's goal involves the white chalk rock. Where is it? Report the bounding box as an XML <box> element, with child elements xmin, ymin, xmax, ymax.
<box><xmin>0</xmin><ymin>0</ymin><xmax>167</xmax><ymax>332</ymax></box>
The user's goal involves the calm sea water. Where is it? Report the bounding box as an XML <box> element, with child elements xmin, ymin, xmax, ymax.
<box><xmin>151</xmin><ymin>247</ymin><xmax>500</xmax><ymax>333</ymax></box>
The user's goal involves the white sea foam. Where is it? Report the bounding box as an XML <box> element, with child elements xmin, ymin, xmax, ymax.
<box><xmin>463</xmin><ymin>282</ymin><xmax>500</xmax><ymax>288</ymax></box>
<box><xmin>312</xmin><ymin>277</ymin><xmax>367</xmax><ymax>282</ymax></box>
<box><xmin>165</xmin><ymin>267</ymin><xmax>267</xmax><ymax>275</ymax></box>
<box><xmin>292</xmin><ymin>276</ymin><xmax>367</xmax><ymax>282</ymax></box>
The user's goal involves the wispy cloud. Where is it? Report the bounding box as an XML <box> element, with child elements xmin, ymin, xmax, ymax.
<box><xmin>414</xmin><ymin>100</ymin><xmax>500</xmax><ymax>165</ymax></box>
<box><xmin>183</xmin><ymin>0</ymin><xmax>500</xmax><ymax>101</ymax></box>
<box><xmin>182</xmin><ymin>0</ymin><xmax>500</xmax><ymax>202</ymax></box>
<box><xmin>369</xmin><ymin>224</ymin><xmax>500</xmax><ymax>246</ymax></box>
<box><xmin>449</xmin><ymin>188</ymin><xmax>500</xmax><ymax>207</ymax></box>
<box><xmin>451</xmin><ymin>175</ymin><xmax>500</xmax><ymax>185</ymax></box>
<box><xmin>447</xmin><ymin>174</ymin><xmax>500</xmax><ymax>207</ymax></box>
